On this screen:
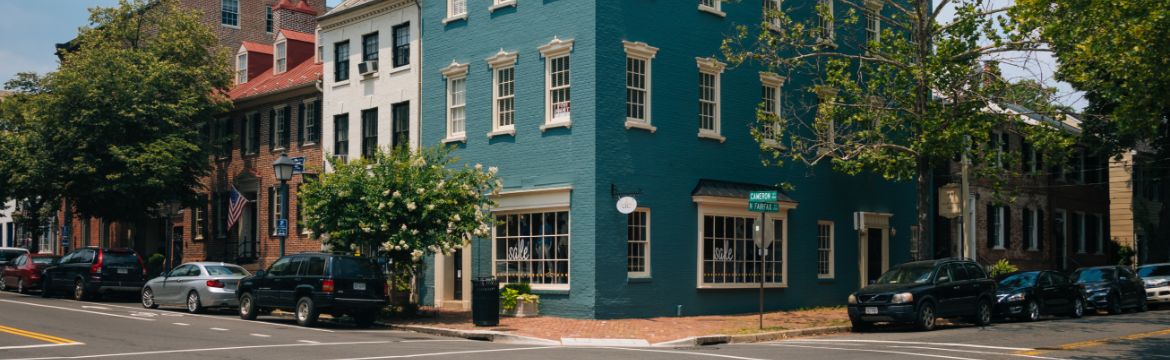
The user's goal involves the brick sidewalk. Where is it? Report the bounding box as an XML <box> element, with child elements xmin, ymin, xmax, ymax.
<box><xmin>394</xmin><ymin>306</ymin><xmax>850</xmax><ymax>344</ymax></box>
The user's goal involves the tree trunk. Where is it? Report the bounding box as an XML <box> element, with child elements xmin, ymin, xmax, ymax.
<box><xmin>916</xmin><ymin>156</ymin><xmax>931</xmax><ymax>260</ymax></box>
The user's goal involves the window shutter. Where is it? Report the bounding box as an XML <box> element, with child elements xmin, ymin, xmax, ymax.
<box><xmin>268</xmin><ymin>109</ymin><xmax>276</xmax><ymax>151</ymax></box>
<box><xmin>1004</xmin><ymin>206</ymin><xmax>1012</xmax><ymax>250</ymax></box>
<box><xmin>315</xmin><ymin>101</ymin><xmax>324</xmax><ymax>142</ymax></box>
<box><xmin>239</xmin><ymin>117</ymin><xmax>247</xmax><ymax>157</ymax></box>
<box><xmin>1021</xmin><ymin>141</ymin><xmax>1032</xmax><ymax>172</ymax></box>
<box><xmin>1038</xmin><ymin>209</ymin><xmax>1045</xmax><ymax>250</ymax></box>
<box><xmin>986</xmin><ymin>204</ymin><xmax>994</xmax><ymax>249</ymax></box>
<box><xmin>1023</xmin><ymin>208</ymin><xmax>1032</xmax><ymax>249</ymax></box>
<box><xmin>268</xmin><ymin>187</ymin><xmax>275</xmax><ymax>236</ymax></box>
<box><xmin>283</xmin><ymin>106</ymin><xmax>292</xmax><ymax>148</ymax></box>
<box><xmin>298</xmin><ymin>103</ymin><xmax>305</xmax><ymax>146</ymax></box>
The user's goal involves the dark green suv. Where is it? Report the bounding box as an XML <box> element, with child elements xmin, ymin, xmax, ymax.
<box><xmin>847</xmin><ymin>259</ymin><xmax>997</xmax><ymax>331</ymax></box>
<box><xmin>236</xmin><ymin>253</ymin><xmax>386</xmax><ymax>327</ymax></box>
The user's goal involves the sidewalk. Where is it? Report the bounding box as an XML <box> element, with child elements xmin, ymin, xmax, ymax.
<box><xmin>389</xmin><ymin>306</ymin><xmax>850</xmax><ymax>345</ymax></box>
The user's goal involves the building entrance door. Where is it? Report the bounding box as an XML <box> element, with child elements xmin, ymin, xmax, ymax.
<box><xmin>453</xmin><ymin>248</ymin><xmax>464</xmax><ymax>301</ymax></box>
<box><xmin>867</xmin><ymin>228</ymin><xmax>884</xmax><ymax>284</ymax></box>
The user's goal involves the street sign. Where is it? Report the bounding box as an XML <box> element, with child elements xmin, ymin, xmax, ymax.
<box><xmin>292</xmin><ymin>157</ymin><xmax>305</xmax><ymax>174</ymax></box>
<box><xmin>749</xmin><ymin>191</ymin><xmax>778</xmax><ymax>203</ymax></box>
<box><xmin>275</xmin><ymin>219</ymin><xmax>288</xmax><ymax>236</ymax></box>
<box><xmin>748</xmin><ymin>202</ymin><xmax>779</xmax><ymax>213</ymax></box>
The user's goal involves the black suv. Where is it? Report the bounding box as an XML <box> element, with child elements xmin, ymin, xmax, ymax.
<box><xmin>41</xmin><ymin>247</ymin><xmax>146</xmax><ymax>300</ymax></box>
<box><xmin>236</xmin><ymin>253</ymin><xmax>386</xmax><ymax>327</ymax></box>
<box><xmin>847</xmin><ymin>259</ymin><xmax>996</xmax><ymax>331</ymax></box>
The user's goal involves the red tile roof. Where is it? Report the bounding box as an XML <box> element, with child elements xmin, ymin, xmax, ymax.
<box><xmin>280</xmin><ymin>29</ymin><xmax>315</xmax><ymax>44</ymax></box>
<box><xmin>274</xmin><ymin>0</ymin><xmax>319</xmax><ymax>16</ymax></box>
<box><xmin>229</xmin><ymin>60</ymin><xmax>320</xmax><ymax>101</ymax></box>
<box><xmin>241</xmin><ymin>41</ymin><xmax>273</xmax><ymax>54</ymax></box>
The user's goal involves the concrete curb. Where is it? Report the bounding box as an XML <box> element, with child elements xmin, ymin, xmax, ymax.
<box><xmin>652</xmin><ymin>325</ymin><xmax>852</xmax><ymax>347</ymax></box>
<box><xmin>384</xmin><ymin>323</ymin><xmax>561</xmax><ymax>346</ymax></box>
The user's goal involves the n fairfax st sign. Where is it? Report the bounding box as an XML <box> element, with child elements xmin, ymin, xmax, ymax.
<box><xmin>748</xmin><ymin>202</ymin><xmax>779</xmax><ymax>213</ymax></box>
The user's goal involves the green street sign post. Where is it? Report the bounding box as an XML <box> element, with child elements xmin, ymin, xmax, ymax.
<box><xmin>747</xmin><ymin>190</ymin><xmax>780</xmax><ymax>330</ymax></box>
<box><xmin>749</xmin><ymin>190</ymin><xmax>778</xmax><ymax>203</ymax></box>
<box><xmin>748</xmin><ymin>202</ymin><xmax>779</xmax><ymax>213</ymax></box>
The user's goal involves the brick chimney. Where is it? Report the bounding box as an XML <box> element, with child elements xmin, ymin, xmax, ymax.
<box><xmin>273</xmin><ymin>0</ymin><xmax>318</xmax><ymax>34</ymax></box>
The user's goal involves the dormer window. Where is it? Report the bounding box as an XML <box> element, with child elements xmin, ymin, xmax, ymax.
<box><xmin>275</xmin><ymin>41</ymin><xmax>287</xmax><ymax>73</ymax></box>
<box><xmin>236</xmin><ymin>53</ymin><xmax>248</xmax><ymax>84</ymax></box>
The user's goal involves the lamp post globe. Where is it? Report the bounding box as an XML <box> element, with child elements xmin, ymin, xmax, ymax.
<box><xmin>272</xmin><ymin>153</ymin><xmax>295</xmax><ymax>181</ymax></box>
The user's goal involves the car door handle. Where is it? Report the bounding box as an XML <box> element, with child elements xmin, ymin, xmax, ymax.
<box><xmin>953</xmin><ymin>286</ymin><xmax>960</xmax><ymax>290</ymax></box>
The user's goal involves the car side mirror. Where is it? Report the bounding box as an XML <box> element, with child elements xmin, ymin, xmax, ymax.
<box><xmin>254</xmin><ymin>270</ymin><xmax>267</xmax><ymax>278</ymax></box>
<box><xmin>937</xmin><ymin>276</ymin><xmax>950</xmax><ymax>283</ymax></box>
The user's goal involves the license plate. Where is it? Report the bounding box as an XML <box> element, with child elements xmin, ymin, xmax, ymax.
<box><xmin>117</xmin><ymin>268</ymin><xmax>128</xmax><ymax>274</ymax></box>
<box><xmin>353</xmin><ymin>282</ymin><xmax>366</xmax><ymax>291</ymax></box>
<box><xmin>865</xmin><ymin>307</ymin><xmax>878</xmax><ymax>315</ymax></box>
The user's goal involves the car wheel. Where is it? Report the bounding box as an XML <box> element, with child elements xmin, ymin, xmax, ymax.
<box><xmin>1108</xmin><ymin>293</ymin><xmax>1123</xmax><ymax>315</ymax></box>
<box><xmin>0</xmin><ymin>278</ymin><xmax>7</xmax><ymax>292</ymax></box>
<box><xmin>141</xmin><ymin>287</ymin><xmax>159</xmax><ymax>309</ymax></box>
<box><xmin>1024</xmin><ymin>301</ymin><xmax>1040</xmax><ymax>322</ymax></box>
<box><xmin>915</xmin><ymin>302</ymin><xmax>936</xmax><ymax>331</ymax></box>
<box><xmin>974</xmin><ymin>299</ymin><xmax>993</xmax><ymax>326</ymax></box>
<box><xmin>295</xmin><ymin>296</ymin><xmax>320</xmax><ymax>327</ymax></box>
<box><xmin>239</xmin><ymin>293</ymin><xmax>258</xmax><ymax>320</ymax></box>
<box><xmin>353</xmin><ymin>311</ymin><xmax>377</xmax><ymax>328</ymax></box>
<box><xmin>17</xmin><ymin>279</ymin><xmax>26</xmax><ymax>294</ymax></box>
<box><xmin>1070</xmin><ymin>297</ymin><xmax>1085</xmax><ymax>318</ymax></box>
<box><xmin>73</xmin><ymin>279</ymin><xmax>89</xmax><ymax>301</ymax></box>
<box><xmin>186</xmin><ymin>291</ymin><xmax>205</xmax><ymax>314</ymax></box>
<box><xmin>851</xmin><ymin>320</ymin><xmax>872</xmax><ymax>332</ymax></box>
<box><xmin>1138</xmin><ymin>296</ymin><xmax>1149</xmax><ymax>312</ymax></box>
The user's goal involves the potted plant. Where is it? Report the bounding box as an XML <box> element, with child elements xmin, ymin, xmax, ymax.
<box><xmin>500</xmin><ymin>283</ymin><xmax>540</xmax><ymax>317</ymax></box>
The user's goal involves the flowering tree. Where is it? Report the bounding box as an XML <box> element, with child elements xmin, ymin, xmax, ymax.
<box><xmin>299</xmin><ymin>145</ymin><xmax>500</xmax><ymax>262</ymax></box>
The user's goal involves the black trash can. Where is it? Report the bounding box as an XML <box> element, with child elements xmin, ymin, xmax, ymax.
<box><xmin>471</xmin><ymin>277</ymin><xmax>500</xmax><ymax>327</ymax></box>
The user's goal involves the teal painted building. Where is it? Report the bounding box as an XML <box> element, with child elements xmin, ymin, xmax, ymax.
<box><xmin>419</xmin><ymin>0</ymin><xmax>916</xmax><ymax>319</ymax></box>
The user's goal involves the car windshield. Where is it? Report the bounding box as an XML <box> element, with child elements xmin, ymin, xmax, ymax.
<box><xmin>31</xmin><ymin>257</ymin><xmax>56</xmax><ymax>265</ymax></box>
<box><xmin>331</xmin><ymin>257</ymin><xmax>380</xmax><ymax>279</ymax></box>
<box><xmin>1138</xmin><ymin>265</ymin><xmax>1170</xmax><ymax>278</ymax></box>
<box><xmin>1075</xmin><ymin>268</ymin><xmax>1115</xmax><ymax>283</ymax></box>
<box><xmin>875</xmin><ymin>264</ymin><xmax>935</xmax><ymax>285</ymax></box>
<box><xmin>205</xmin><ymin>265</ymin><xmax>249</xmax><ymax>276</ymax></box>
<box><xmin>103</xmin><ymin>252</ymin><xmax>139</xmax><ymax>267</ymax></box>
<box><xmin>998</xmin><ymin>272</ymin><xmax>1037</xmax><ymax>289</ymax></box>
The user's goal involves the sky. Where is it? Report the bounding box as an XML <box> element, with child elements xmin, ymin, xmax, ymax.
<box><xmin>0</xmin><ymin>0</ymin><xmax>1083</xmax><ymax>110</ymax></box>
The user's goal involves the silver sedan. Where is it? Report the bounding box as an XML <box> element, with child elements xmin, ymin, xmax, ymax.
<box><xmin>141</xmin><ymin>262</ymin><xmax>250</xmax><ymax>313</ymax></box>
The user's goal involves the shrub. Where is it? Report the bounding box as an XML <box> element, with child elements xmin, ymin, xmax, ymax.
<box><xmin>988</xmin><ymin>259</ymin><xmax>1018</xmax><ymax>278</ymax></box>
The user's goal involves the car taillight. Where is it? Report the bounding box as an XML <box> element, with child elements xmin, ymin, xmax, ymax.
<box><xmin>90</xmin><ymin>251</ymin><xmax>103</xmax><ymax>274</ymax></box>
<box><xmin>322</xmin><ymin>279</ymin><xmax>334</xmax><ymax>293</ymax></box>
<box><xmin>206</xmin><ymin>280</ymin><xmax>225</xmax><ymax>288</ymax></box>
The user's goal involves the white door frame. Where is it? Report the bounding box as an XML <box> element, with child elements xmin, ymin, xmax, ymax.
<box><xmin>433</xmin><ymin>249</ymin><xmax>472</xmax><ymax>311</ymax></box>
<box><xmin>858</xmin><ymin>212</ymin><xmax>892</xmax><ymax>288</ymax></box>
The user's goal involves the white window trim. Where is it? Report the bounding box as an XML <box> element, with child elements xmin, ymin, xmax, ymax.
<box><xmin>490</xmin><ymin>0</ymin><xmax>517</xmax><ymax>12</ymax></box>
<box><xmin>692</xmin><ymin>196</ymin><xmax>794</xmax><ymax>289</ymax></box>
<box><xmin>486</xmin><ymin>50</ymin><xmax>519</xmax><ymax>138</ymax></box>
<box><xmin>696</xmin><ymin>57</ymin><xmax>726</xmax><ymax>142</ymax></box>
<box><xmin>441</xmin><ymin>61</ymin><xmax>469</xmax><ymax>143</ymax></box>
<box><xmin>1095</xmin><ymin>214</ymin><xmax>1104</xmax><ymax>254</ymax></box>
<box><xmin>236</xmin><ymin>51</ymin><xmax>248</xmax><ymax>85</ymax></box>
<box><xmin>628</xmin><ymin>207</ymin><xmax>651</xmax><ymax>278</ymax></box>
<box><xmin>274</xmin><ymin>40</ymin><xmax>288</xmax><ymax>74</ymax></box>
<box><xmin>698</xmin><ymin>0</ymin><xmax>726</xmax><ymax>17</ymax></box>
<box><xmin>539</xmin><ymin>38</ymin><xmax>574</xmax><ymax>130</ymax></box>
<box><xmin>760</xmin><ymin>72</ymin><xmax>786</xmax><ymax>148</ymax></box>
<box><xmin>817</xmin><ymin>220</ymin><xmax>834</xmax><ymax>279</ymax></box>
<box><xmin>863</xmin><ymin>0</ymin><xmax>883</xmax><ymax>50</ymax></box>
<box><xmin>273</xmin><ymin>105</ymin><xmax>289</xmax><ymax>151</ymax></box>
<box><xmin>444</xmin><ymin>0</ymin><xmax>468</xmax><ymax>23</ymax></box>
<box><xmin>1076</xmin><ymin>211</ymin><xmax>1086</xmax><ymax>254</ymax></box>
<box><xmin>623</xmin><ymin>41</ymin><xmax>659</xmax><ymax>132</ymax></box>
<box><xmin>817</xmin><ymin>0</ymin><xmax>836</xmax><ymax>44</ymax></box>
<box><xmin>490</xmin><ymin>207</ymin><xmax>571</xmax><ymax>291</ymax></box>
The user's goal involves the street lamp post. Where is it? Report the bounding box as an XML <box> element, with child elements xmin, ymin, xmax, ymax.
<box><xmin>272</xmin><ymin>153</ymin><xmax>295</xmax><ymax>257</ymax></box>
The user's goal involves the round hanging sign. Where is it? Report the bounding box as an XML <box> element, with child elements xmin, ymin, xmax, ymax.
<box><xmin>616</xmin><ymin>196</ymin><xmax>638</xmax><ymax>214</ymax></box>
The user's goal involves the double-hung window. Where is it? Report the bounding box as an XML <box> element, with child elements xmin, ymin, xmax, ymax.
<box><xmin>194</xmin><ymin>198</ymin><xmax>207</xmax><ymax>241</ymax></box>
<box><xmin>988</xmin><ymin>205</ymin><xmax>1008</xmax><ymax>249</ymax></box>
<box><xmin>334</xmin><ymin>41</ymin><xmax>350</xmax><ymax>82</ymax></box>
<box><xmin>760</xmin><ymin>72</ymin><xmax>785</xmax><ymax>144</ymax></box>
<box><xmin>764</xmin><ymin>0</ymin><xmax>781</xmax><ymax>29</ymax></box>
<box><xmin>627</xmin><ymin>209</ymin><xmax>650</xmax><ymax>277</ymax></box>
<box><xmin>300</xmin><ymin>101</ymin><xmax>320</xmax><ymax>145</ymax></box>
<box><xmin>272</xmin><ymin>106</ymin><xmax>290</xmax><ymax>150</ymax></box>
<box><xmin>392</xmin><ymin>23</ymin><xmax>410</xmax><ymax>68</ymax></box>
<box><xmin>244</xmin><ymin>112</ymin><xmax>259</xmax><ymax>155</ymax></box>
<box><xmin>447</xmin><ymin>0</ymin><xmax>467</xmax><ymax>19</ymax></box>
<box><xmin>392</xmin><ymin>102</ymin><xmax>410</xmax><ymax>149</ymax></box>
<box><xmin>269</xmin><ymin>186</ymin><xmax>285</xmax><ymax>237</ymax></box>
<box><xmin>865</xmin><ymin>7</ymin><xmax>881</xmax><ymax>47</ymax></box>
<box><xmin>1023</xmin><ymin>208</ymin><xmax>1040</xmax><ymax>251</ymax></box>
<box><xmin>275</xmin><ymin>41</ymin><xmax>287</xmax><ymax>73</ymax></box>
<box><xmin>334</xmin><ymin>114</ymin><xmax>349</xmax><ymax>161</ymax></box>
<box><xmin>221</xmin><ymin>0</ymin><xmax>239</xmax><ymax>27</ymax></box>
<box><xmin>624</xmin><ymin>41</ymin><xmax>658</xmax><ymax>131</ymax></box>
<box><xmin>361</xmin><ymin>108</ymin><xmax>378</xmax><ymax>158</ymax></box>
<box><xmin>817</xmin><ymin>0</ymin><xmax>834</xmax><ymax>42</ymax></box>
<box><xmin>487</xmin><ymin>50</ymin><xmax>518</xmax><ymax>135</ymax></box>
<box><xmin>817</xmin><ymin>221</ymin><xmax>834</xmax><ymax>279</ymax></box>
<box><xmin>697</xmin><ymin>58</ymin><xmax>725</xmax><ymax>141</ymax></box>
<box><xmin>699</xmin><ymin>0</ymin><xmax>724</xmax><ymax>16</ymax></box>
<box><xmin>441</xmin><ymin>62</ymin><xmax>469</xmax><ymax>141</ymax></box>
<box><xmin>362</xmin><ymin>33</ymin><xmax>378</xmax><ymax>62</ymax></box>
<box><xmin>494</xmin><ymin>211</ymin><xmax>570</xmax><ymax>289</ymax></box>
<box><xmin>265</xmin><ymin>6</ymin><xmax>273</xmax><ymax>33</ymax></box>
<box><xmin>539</xmin><ymin>38</ymin><xmax>573</xmax><ymax>128</ymax></box>
<box><xmin>236</xmin><ymin>53</ymin><xmax>248</xmax><ymax>84</ymax></box>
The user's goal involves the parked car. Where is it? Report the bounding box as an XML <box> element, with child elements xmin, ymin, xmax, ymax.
<box><xmin>236</xmin><ymin>253</ymin><xmax>386</xmax><ymax>327</ymax></box>
<box><xmin>0</xmin><ymin>247</ymin><xmax>29</xmax><ymax>267</ymax></box>
<box><xmin>994</xmin><ymin>270</ymin><xmax>1085</xmax><ymax>321</ymax></box>
<box><xmin>847</xmin><ymin>258</ymin><xmax>997</xmax><ymax>331</ymax></box>
<box><xmin>141</xmin><ymin>262</ymin><xmax>251</xmax><ymax>313</ymax></box>
<box><xmin>41</xmin><ymin>247</ymin><xmax>146</xmax><ymax>301</ymax></box>
<box><xmin>1137</xmin><ymin>263</ymin><xmax>1170</xmax><ymax>309</ymax></box>
<box><xmin>1</xmin><ymin>253</ymin><xmax>60</xmax><ymax>293</ymax></box>
<box><xmin>1073</xmin><ymin>265</ymin><xmax>1147</xmax><ymax>314</ymax></box>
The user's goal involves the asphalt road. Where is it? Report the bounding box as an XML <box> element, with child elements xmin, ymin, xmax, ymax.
<box><xmin>1</xmin><ymin>289</ymin><xmax>1167</xmax><ymax>359</ymax></box>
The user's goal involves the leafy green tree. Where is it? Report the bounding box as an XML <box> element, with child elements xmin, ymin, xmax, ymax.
<box><xmin>723</xmin><ymin>0</ymin><xmax>1075</xmax><ymax>256</ymax></box>
<box><xmin>300</xmin><ymin>146</ymin><xmax>501</xmax><ymax>263</ymax></box>
<box><xmin>1</xmin><ymin>73</ymin><xmax>66</xmax><ymax>251</ymax></box>
<box><xmin>48</xmin><ymin>0</ymin><xmax>232</xmax><ymax>222</ymax></box>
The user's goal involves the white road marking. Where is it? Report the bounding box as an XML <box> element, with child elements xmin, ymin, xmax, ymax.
<box><xmin>0</xmin><ymin>299</ymin><xmax>153</xmax><ymax>321</ymax></box>
<box><xmin>250</xmin><ymin>333</ymin><xmax>271</xmax><ymax>338</ymax></box>
<box><xmin>327</xmin><ymin>346</ymin><xmax>560</xmax><ymax>360</ymax></box>
<box><xmin>172</xmin><ymin>323</ymin><xmax>189</xmax><ymax>326</ymax></box>
<box><xmin>888</xmin><ymin>346</ymin><xmax>1069</xmax><ymax>360</ymax></box>
<box><xmin>0</xmin><ymin>343</ymin><xmax>84</xmax><ymax>351</ymax></box>
<box><xmin>593</xmin><ymin>347</ymin><xmax>769</xmax><ymax>360</ymax></box>
<box><xmin>298</xmin><ymin>340</ymin><xmax>320</xmax><ymax>344</ymax></box>
<box><xmin>770</xmin><ymin>344</ymin><xmax>982</xmax><ymax>360</ymax></box>
<box><xmin>775</xmin><ymin>339</ymin><xmax>1034</xmax><ymax>351</ymax></box>
<box><xmin>396</xmin><ymin>339</ymin><xmax>472</xmax><ymax>343</ymax></box>
<box><xmin>3</xmin><ymin>340</ymin><xmax>393</xmax><ymax>360</ymax></box>
<box><xmin>210</xmin><ymin>328</ymin><xmax>229</xmax><ymax>331</ymax></box>
<box><xmin>80</xmin><ymin>306</ymin><xmax>110</xmax><ymax>310</ymax></box>
<box><xmin>81</xmin><ymin>301</ymin><xmax>336</xmax><ymax>333</ymax></box>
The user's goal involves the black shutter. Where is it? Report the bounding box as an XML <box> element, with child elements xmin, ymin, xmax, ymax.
<box><xmin>1004</xmin><ymin>206</ymin><xmax>1012</xmax><ymax>250</ymax></box>
<box><xmin>1038</xmin><ymin>209</ymin><xmax>1045</xmax><ymax>250</ymax></box>
<box><xmin>298</xmin><ymin>103</ymin><xmax>305</xmax><ymax>146</ymax></box>
<box><xmin>239</xmin><ymin>116</ymin><xmax>247</xmax><ymax>157</ymax></box>
<box><xmin>1021</xmin><ymin>141</ymin><xmax>1032</xmax><ymax>172</ymax></box>
<box><xmin>282</xmin><ymin>107</ymin><xmax>292</xmax><ymax>148</ymax></box>
<box><xmin>987</xmin><ymin>204</ymin><xmax>995</xmax><ymax>249</ymax></box>
<box><xmin>268</xmin><ymin>187</ymin><xmax>275</xmax><ymax>236</ymax></box>
<box><xmin>1023</xmin><ymin>208</ymin><xmax>1032</xmax><ymax>250</ymax></box>
<box><xmin>268</xmin><ymin>109</ymin><xmax>276</xmax><ymax>151</ymax></box>
<box><xmin>315</xmin><ymin>101</ymin><xmax>323</xmax><ymax>143</ymax></box>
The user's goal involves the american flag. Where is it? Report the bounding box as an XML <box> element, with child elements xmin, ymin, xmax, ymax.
<box><xmin>227</xmin><ymin>186</ymin><xmax>248</xmax><ymax>230</ymax></box>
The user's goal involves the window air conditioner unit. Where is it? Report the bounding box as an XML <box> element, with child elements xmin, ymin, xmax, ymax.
<box><xmin>358</xmin><ymin>60</ymin><xmax>379</xmax><ymax>76</ymax></box>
